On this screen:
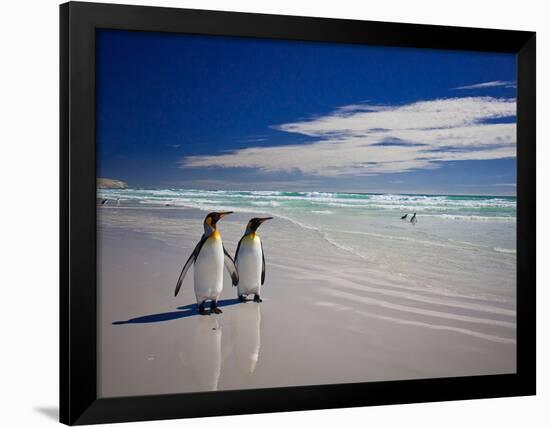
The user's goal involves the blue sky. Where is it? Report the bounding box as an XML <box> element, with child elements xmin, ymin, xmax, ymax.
<box><xmin>97</xmin><ymin>30</ymin><xmax>516</xmax><ymax>195</ymax></box>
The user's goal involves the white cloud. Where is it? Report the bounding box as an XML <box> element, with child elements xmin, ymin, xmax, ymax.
<box><xmin>180</xmin><ymin>97</ymin><xmax>516</xmax><ymax>177</ymax></box>
<box><xmin>454</xmin><ymin>81</ymin><xmax>516</xmax><ymax>90</ymax></box>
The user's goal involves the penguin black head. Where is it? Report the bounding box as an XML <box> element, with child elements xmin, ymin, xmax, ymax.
<box><xmin>204</xmin><ymin>211</ymin><xmax>233</xmax><ymax>230</ymax></box>
<box><xmin>246</xmin><ymin>217</ymin><xmax>273</xmax><ymax>234</ymax></box>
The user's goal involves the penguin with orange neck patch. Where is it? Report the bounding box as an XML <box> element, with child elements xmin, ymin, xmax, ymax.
<box><xmin>234</xmin><ymin>217</ymin><xmax>272</xmax><ymax>303</ymax></box>
<box><xmin>174</xmin><ymin>212</ymin><xmax>239</xmax><ymax>315</ymax></box>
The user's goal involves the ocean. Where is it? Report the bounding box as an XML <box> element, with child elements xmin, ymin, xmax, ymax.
<box><xmin>98</xmin><ymin>188</ymin><xmax>516</xmax><ymax>298</ymax></box>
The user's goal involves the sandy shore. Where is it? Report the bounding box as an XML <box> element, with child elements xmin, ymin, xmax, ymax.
<box><xmin>98</xmin><ymin>207</ymin><xmax>516</xmax><ymax>398</ymax></box>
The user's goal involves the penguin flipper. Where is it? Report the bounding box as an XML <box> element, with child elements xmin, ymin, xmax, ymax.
<box><xmin>234</xmin><ymin>236</ymin><xmax>244</xmax><ymax>263</ymax></box>
<box><xmin>174</xmin><ymin>235</ymin><xmax>207</xmax><ymax>296</ymax></box>
<box><xmin>223</xmin><ymin>246</ymin><xmax>239</xmax><ymax>286</ymax></box>
<box><xmin>261</xmin><ymin>239</ymin><xmax>266</xmax><ymax>285</ymax></box>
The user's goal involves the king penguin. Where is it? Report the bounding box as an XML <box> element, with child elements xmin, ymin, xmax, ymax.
<box><xmin>234</xmin><ymin>217</ymin><xmax>272</xmax><ymax>303</ymax></box>
<box><xmin>174</xmin><ymin>212</ymin><xmax>239</xmax><ymax>315</ymax></box>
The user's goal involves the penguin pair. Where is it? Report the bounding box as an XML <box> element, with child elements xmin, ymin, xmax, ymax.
<box><xmin>174</xmin><ymin>212</ymin><xmax>272</xmax><ymax>315</ymax></box>
<box><xmin>401</xmin><ymin>212</ymin><xmax>417</xmax><ymax>223</ymax></box>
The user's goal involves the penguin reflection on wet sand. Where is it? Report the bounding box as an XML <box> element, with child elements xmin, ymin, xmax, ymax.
<box><xmin>234</xmin><ymin>217</ymin><xmax>273</xmax><ymax>303</ymax></box>
<box><xmin>188</xmin><ymin>316</ymin><xmax>223</xmax><ymax>391</ymax></box>
<box><xmin>232</xmin><ymin>303</ymin><xmax>262</xmax><ymax>375</ymax></box>
<box><xmin>174</xmin><ymin>212</ymin><xmax>239</xmax><ymax>315</ymax></box>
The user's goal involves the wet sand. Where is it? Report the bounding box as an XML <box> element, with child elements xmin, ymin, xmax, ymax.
<box><xmin>98</xmin><ymin>207</ymin><xmax>516</xmax><ymax>397</ymax></box>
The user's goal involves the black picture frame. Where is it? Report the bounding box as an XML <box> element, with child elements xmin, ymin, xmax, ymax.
<box><xmin>60</xmin><ymin>1</ymin><xmax>536</xmax><ymax>425</ymax></box>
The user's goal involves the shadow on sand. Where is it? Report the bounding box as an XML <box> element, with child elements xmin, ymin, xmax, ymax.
<box><xmin>112</xmin><ymin>298</ymin><xmax>241</xmax><ymax>325</ymax></box>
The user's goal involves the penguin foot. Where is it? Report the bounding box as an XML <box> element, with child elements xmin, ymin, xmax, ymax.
<box><xmin>210</xmin><ymin>301</ymin><xmax>223</xmax><ymax>314</ymax></box>
<box><xmin>198</xmin><ymin>303</ymin><xmax>209</xmax><ymax>315</ymax></box>
<box><xmin>253</xmin><ymin>295</ymin><xmax>262</xmax><ymax>303</ymax></box>
<box><xmin>238</xmin><ymin>295</ymin><xmax>247</xmax><ymax>303</ymax></box>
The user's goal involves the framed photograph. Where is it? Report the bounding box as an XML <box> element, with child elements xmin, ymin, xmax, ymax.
<box><xmin>60</xmin><ymin>1</ymin><xmax>536</xmax><ymax>425</ymax></box>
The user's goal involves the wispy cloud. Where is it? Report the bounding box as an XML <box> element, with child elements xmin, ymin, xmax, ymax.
<box><xmin>454</xmin><ymin>80</ymin><xmax>516</xmax><ymax>90</ymax></box>
<box><xmin>168</xmin><ymin>144</ymin><xmax>181</xmax><ymax>148</ymax></box>
<box><xmin>494</xmin><ymin>183</ymin><xmax>517</xmax><ymax>187</ymax></box>
<box><xmin>180</xmin><ymin>97</ymin><xmax>516</xmax><ymax>177</ymax></box>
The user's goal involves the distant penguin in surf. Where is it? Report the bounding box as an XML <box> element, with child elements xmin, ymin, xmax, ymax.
<box><xmin>401</xmin><ymin>213</ymin><xmax>408</xmax><ymax>220</ymax></box>
<box><xmin>234</xmin><ymin>217</ymin><xmax>272</xmax><ymax>303</ymax></box>
<box><xmin>174</xmin><ymin>212</ymin><xmax>239</xmax><ymax>315</ymax></box>
<box><xmin>101</xmin><ymin>199</ymin><xmax>108</xmax><ymax>205</ymax></box>
<box><xmin>410</xmin><ymin>212</ymin><xmax>417</xmax><ymax>224</ymax></box>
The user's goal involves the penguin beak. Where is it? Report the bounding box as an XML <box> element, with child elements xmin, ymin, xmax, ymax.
<box><xmin>258</xmin><ymin>217</ymin><xmax>273</xmax><ymax>223</ymax></box>
<box><xmin>217</xmin><ymin>211</ymin><xmax>233</xmax><ymax>218</ymax></box>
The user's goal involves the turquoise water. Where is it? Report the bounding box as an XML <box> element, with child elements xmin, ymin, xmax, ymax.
<box><xmin>98</xmin><ymin>188</ymin><xmax>516</xmax><ymax>221</ymax></box>
<box><xmin>98</xmin><ymin>188</ymin><xmax>516</xmax><ymax>254</ymax></box>
<box><xmin>98</xmin><ymin>188</ymin><xmax>516</xmax><ymax>297</ymax></box>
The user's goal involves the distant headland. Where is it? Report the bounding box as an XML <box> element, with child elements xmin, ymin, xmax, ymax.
<box><xmin>97</xmin><ymin>178</ymin><xmax>128</xmax><ymax>189</ymax></box>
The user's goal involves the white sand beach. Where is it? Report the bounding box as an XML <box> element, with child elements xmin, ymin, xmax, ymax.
<box><xmin>97</xmin><ymin>200</ymin><xmax>516</xmax><ymax>398</ymax></box>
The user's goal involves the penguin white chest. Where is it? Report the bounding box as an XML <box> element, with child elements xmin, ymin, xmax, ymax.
<box><xmin>236</xmin><ymin>235</ymin><xmax>262</xmax><ymax>294</ymax></box>
<box><xmin>194</xmin><ymin>235</ymin><xmax>224</xmax><ymax>302</ymax></box>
